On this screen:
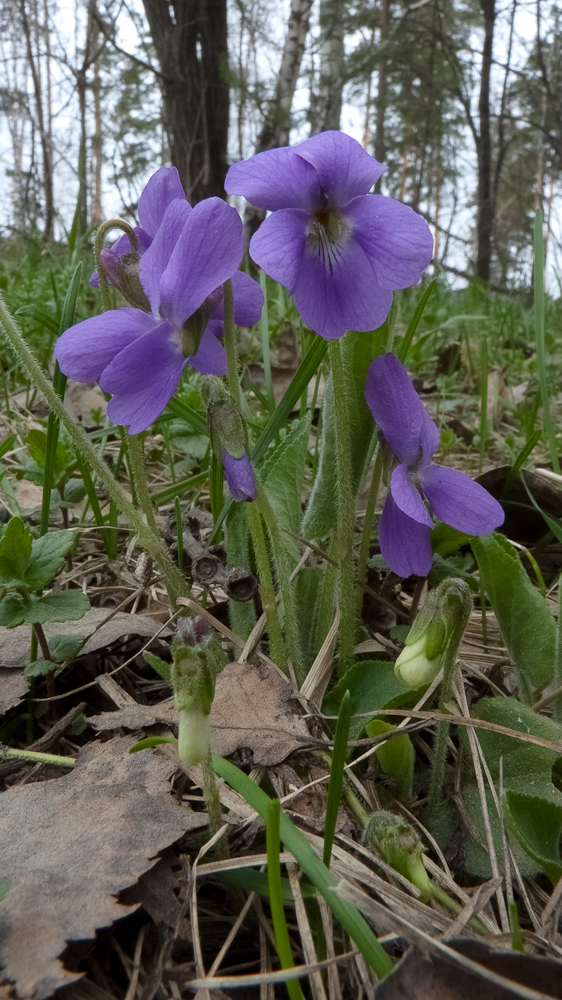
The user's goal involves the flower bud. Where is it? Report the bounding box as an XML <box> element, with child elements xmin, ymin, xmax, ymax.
<box><xmin>394</xmin><ymin>578</ymin><xmax>472</xmax><ymax>688</ymax></box>
<box><xmin>363</xmin><ymin>810</ymin><xmax>433</xmax><ymax>901</ymax></box>
<box><xmin>176</xmin><ymin>615</ymin><xmax>210</xmax><ymax>647</ymax></box>
<box><xmin>167</xmin><ymin>624</ymin><xmax>227</xmax><ymax>767</ymax></box>
<box><xmin>222</xmin><ymin>450</ymin><xmax>257</xmax><ymax>501</ymax></box>
<box><xmin>202</xmin><ymin>377</ymin><xmax>257</xmax><ymax>502</ymax></box>
<box><xmin>98</xmin><ymin>248</ymin><xmax>151</xmax><ymax>312</ymax></box>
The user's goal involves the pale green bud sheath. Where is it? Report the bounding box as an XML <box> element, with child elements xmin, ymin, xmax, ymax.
<box><xmin>395</xmin><ymin>578</ymin><xmax>471</xmax><ymax>689</ymax></box>
<box><xmin>400</xmin><ymin>579</ymin><xmax>473</xmax><ymax>816</ymax></box>
<box><xmin>178</xmin><ymin>708</ymin><xmax>211</xmax><ymax>767</ymax></box>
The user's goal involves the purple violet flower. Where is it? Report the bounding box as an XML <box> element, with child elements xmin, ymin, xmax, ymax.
<box><xmin>365</xmin><ymin>353</ymin><xmax>505</xmax><ymax>578</ymax></box>
<box><xmin>225</xmin><ymin>131</ymin><xmax>434</xmax><ymax>340</ymax></box>
<box><xmin>55</xmin><ymin>197</ymin><xmax>264</xmax><ymax>434</ymax></box>
<box><xmin>222</xmin><ymin>450</ymin><xmax>257</xmax><ymax>501</ymax></box>
<box><xmin>90</xmin><ymin>166</ymin><xmax>186</xmax><ymax>287</ymax></box>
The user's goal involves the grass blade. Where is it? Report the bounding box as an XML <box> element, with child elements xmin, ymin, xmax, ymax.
<box><xmin>534</xmin><ymin>210</ymin><xmax>559</xmax><ymax>473</ymax></box>
<box><xmin>267</xmin><ymin>799</ymin><xmax>306</xmax><ymax>1000</ymax></box>
<box><xmin>323</xmin><ymin>690</ymin><xmax>351</xmax><ymax>868</ymax></box>
<box><xmin>214</xmin><ymin>754</ymin><xmax>394</xmax><ymax>978</ymax></box>
<box><xmin>397</xmin><ymin>279</ymin><xmax>436</xmax><ymax>363</ymax></box>
<box><xmin>166</xmin><ymin>395</ymin><xmax>209</xmax><ymax>436</ymax></box>
<box><xmin>40</xmin><ymin>263</ymin><xmax>83</xmax><ymax>536</ymax></box>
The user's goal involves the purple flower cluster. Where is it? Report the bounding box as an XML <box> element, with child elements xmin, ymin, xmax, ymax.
<box><xmin>365</xmin><ymin>354</ymin><xmax>504</xmax><ymax>577</ymax></box>
<box><xmin>56</xmin><ymin>167</ymin><xmax>263</xmax><ymax>435</ymax></box>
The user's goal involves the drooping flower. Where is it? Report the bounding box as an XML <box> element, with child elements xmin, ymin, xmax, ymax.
<box><xmin>202</xmin><ymin>377</ymin><xmax>257</xmax><ymax>501</ymax></box>
<box><xmin>55</xmin><ymin>198</ymin><xmax>264</xmax><ymax>434</ymax></box>
<box><xmin>225</xmin><ymin>131</ymin><xmax>434</xmax><ymax>340</ymax></box>
<box><xmin>365</xmin><ymin>353</ymin><xmax>504</xmax><ymax>578</ymax></box>
<box><xmin>90</xmin><ymin>166</ymin><xmax>186</xmax><ymax>288</ymax></box>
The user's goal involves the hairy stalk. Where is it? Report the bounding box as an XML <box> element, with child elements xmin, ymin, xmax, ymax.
<box><xmin>223</xmin><ymin>278</ymin><xmax>244</xmax><ymax>415</ymax></box>
<box><xmin>256</xmin><ymin>487</ymin><xmax>304</xmax><ymax>683</ymax></box>
<box><xmin>314</xmin><ymin>546</ymin><xmax>338</xmax><ymax>652</ymax></box>
<box><xmin>0</xmin><ymin>746</ymin><xmax>75</xmax><ymax>768</ymax></box>
<box><xmin>356</xmin><ymin>444</ymin><xmax>383</xmax><ymax>607</ymax></box>
<box><xmin>202</xmin><ymin>750</ymin><xmax>227</xmax><ymax>858</ymax></box>
<box><xmin>247</xmin><ymin>501</ymin><xmax>288</xmax><ymax>672</ymax></box>
<box><xmin>93</xmin><ymin>219</ymin><xmax>139</xmax><ymax>312</ymax></box>
<box><xmin>128</xmin><ymin>434</ymin><xmax>157</xmax><ymax>533</ymax></box>
<box><xmin>328</xmin><ymin>339</ymin><xmax>357</xmax><ymax>673</ymax></box>
<box><xmin>0</xmin><ymin>294</ymin><xmax>189</xmax><ymax>606</ymax></box>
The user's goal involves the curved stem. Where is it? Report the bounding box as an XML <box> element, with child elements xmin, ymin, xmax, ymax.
<box><xmin>93</xmin><ymin>219</ymin><xmax>139</xmax><ymax>312</ymax></box>
<box><xmin>128</xmin><ymin>434</ymin><xmax>157</xmax><ymax>533</ymax></box>
<box><xmin>356</xmin><ymin>444</ymin><xmax>383</xmax><ymax>608</ymax></box>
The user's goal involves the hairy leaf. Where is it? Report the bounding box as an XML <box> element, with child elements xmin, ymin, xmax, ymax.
<box><xmin>504</xmin><ymin>791</ymin><xmax>562</xmax><ymax>885</ymax></box>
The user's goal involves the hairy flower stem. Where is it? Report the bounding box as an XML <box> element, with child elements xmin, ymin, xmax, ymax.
<box><xmin>247</xmin><ymin>502</ymin><xmax>288</xmax><ymax>673</ymax></box>
<box><xmin>93</xmin><ymin>219</ymin><xmax>139</xmax><ymax>312</ymax></box>
<box><xmin>128</xmin><ymin>434</ymin><xmax>157</xmax><ymax>533</ymax></box>
<box><xmin>0</xmin><ymin>294</ymin><xmax>189</xmax><ymax>606</ymax></box>
<box><xmin>222</xmin><ymin>278</ymin><xmax>244</xmax><ymax>416</ymax></box>
<box><xmin>256</xmin><ymin>487</ymin><xmax>304</xmax><ymax>683</ymax></box>
<box><xmin>356</xmin><ymin>444</ymin><xmax>383</xmax><ymax>609</ymax></box>
<box><xmin>328</xmin><ymin>339</ymin><xmax>357</xmax><ymax>674</ymax></box>
<box><xmin>202</xmin><ymin>750</ymin><xmax>227</xmax><ymax>857</ymax></box>
<box><xmin>427</xmin><ymin>634</ymin><xmax>467</xmax><ymax>817</ymax></box>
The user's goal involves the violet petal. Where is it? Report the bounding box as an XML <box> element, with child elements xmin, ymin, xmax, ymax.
<box><xmin>390</xmin><ymin>464</ymin><xmax>434</xmax><ymax>526</ymax></box>
<box><xmin>159</xmin><ymin>198</ymin><xmax>243</xmax><ymax>330</ymax></box>
<box><xmin>223</xmin><ymin>450</ymin><xmax>257</xmax><ymax>501</ymax></box>
<box><xmin>296</xmin><ymin>131</ymin><xmax>386</xmax><ymax>208</ymax></box>
<box><xmin>421</xmin><ymin>464</ymin><xmax>505</xmax><ymax>536</ymax></box>
<box><xmin>99</xmin><ymin>320</ymin><xmax>180</xmax><ymax>394</ymax></box>
<box><xmin>187</xmin><ymin>325</ymin><xmax>228</xmax><ymax>376</ymax></box>
<box><xmin>137</xmin><ymin>165</ymin><xmax>187</xmax><ymax>238</ymax></box>
<box><xmin>249</xmin><ymin>209</ymin><xmax>309</xmax><ymax>293</ymax></box>
<box><xmin>379</xmin><ymin>494</ymin><xmax>433</xmax><ymax>578</ymax></box>
<box><xmin>139</xmin><ymin>199</ymin><xmax>192</xmax><ymax>318</ymax></box>
<box><xmin>54</xmin><ymin>308</ymin><xmax>155</xmax><ymax>382</ymax></box>
<box><xmin>225</xmin><ymin>147</ymin><xmax>319</xmax><ymax>212</ymax></box>
<box><xmin>232</xmin><ymin>270</ymin><xmax>264</xmax><ymax>327</ymax></box>
<box><xmin>292</xmin><ymin>230</ymin><xmax>393</xmax><ymax>339</ymax></box>
<box><xmin>344</xmin><ymin>195</ymin><xmax>434</xmax><ymax>290</ymax></box>
<box><xmin>365</xmin><ymin>353</ymin><xmax>434</xmax><ymax>466</ymax></box>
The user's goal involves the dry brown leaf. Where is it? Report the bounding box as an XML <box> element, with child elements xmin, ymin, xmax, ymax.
<box><xmin>0</xmin><ymin>608</ymin><xmax>171</xmax><ymax>670</ymax></box>
<box><xmin>0</xmin><ymin>669</ymin><xmax>29</xmax><ymax>715</ymax></box>
<box><xmin>120</xmin><ymin>849</ymin><xmax>191</xmax><ymax>935</ymax></box>
<box><xmin>0</xmin><ymin>737</ymin><xmax>198</xmax><ymax>1000</ymax></box>
<box><xmin>210</xmin><ymin>659</ymin><xmax>311</xmax><ymax>764</ymax></box>
<box><xmin>90</xmin><ymin>660</ymin><xmax>311</xmax><ymax>766</ymax></box>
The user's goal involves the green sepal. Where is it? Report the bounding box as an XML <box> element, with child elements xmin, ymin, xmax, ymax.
<box><xmin>143</xmin><ymin>650</ymin><xmax>172</xmax><ymax>685</ymax></box>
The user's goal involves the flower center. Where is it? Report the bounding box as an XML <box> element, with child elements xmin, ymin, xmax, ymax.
<box><xmin>307</xmin><ymin>209</ymin><xmax>352</xmax><ymax>273</ymax></box>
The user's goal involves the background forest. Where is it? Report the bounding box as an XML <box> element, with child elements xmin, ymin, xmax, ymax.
<box><xmin>0</xmin><ymin>0</ymin><xmax>561</xmax><ymax>289</ymax></box>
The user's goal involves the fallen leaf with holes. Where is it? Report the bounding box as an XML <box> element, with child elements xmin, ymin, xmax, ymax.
<box><xmin>90</xmin><ymin>661</ymin><xmax>311</xmax><ymax>766</ymax></box>
<box><xmin>0</xmin><ymin>607</ymin><xmax>171</xmax><ymax>670</ymax></box>
<box><xmin>0</xmin><ymin>737</ymin><xmax>198</xmax><ymax>999</ymax></box>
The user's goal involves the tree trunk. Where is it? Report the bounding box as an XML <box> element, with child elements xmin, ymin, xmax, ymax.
<box><xmin>258</xmin><ymin>0</ymin><xmax>313</xmax><ymax>151</ymax></box>
<box><xmin>18</xmin><ymin>0</ymin><xmax>54</xmax><ymax>238</ymax></box>
<box><xmin>92</xmin><ymin>53</ymin><xmax>103</xmax><ymax>224</ymax></box>
<box><xmin>374</xmin><ymin>0</ymin><xmax>390</xmax><ymax>188</ymax></box>
<box><xmin>141</xmin><ymin>0</ymin><xmax>229</xmax><ymax>203</ymax></box>
<box><xmin>476</xmin><ymin>0</ymin><xmax>496</xmax><ymax>282</ymax></box>
<box><xmin>313</xmin><ymin>0</ymin><xmax>345</xmax><ymax>132</ymax></box>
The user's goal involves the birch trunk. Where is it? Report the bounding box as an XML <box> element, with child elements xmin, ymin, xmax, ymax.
<box><xmin>313</xmin><ymin>0</ymin><xmax>345</xmax><ymax>133</ymax></box>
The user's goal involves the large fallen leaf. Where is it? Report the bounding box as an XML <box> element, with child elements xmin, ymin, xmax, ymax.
<box><xmin>0</xmin><ymin>607</ymin><xmax>171</xmax><ymax>670</ymax></box>
<box><xmin>0</xmin><ymin>737</ymin><xmax>197</xmax><ymax>999</ymax></box>
<box><xmin>0</xmin><ymin>669</ymin><xmax>29</xmax><ymax>714</ymax></box>
<box><xmin>90</xmin><ymin>660</ymin><xmax>311</xmax><ymax>766</ymax></box>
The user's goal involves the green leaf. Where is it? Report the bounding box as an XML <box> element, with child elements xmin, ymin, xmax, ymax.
<box><xmin>129</xmin><ymin>736</ymin><xmax>178</xmax><ymax>753</ymax></box>
<box><xmin>431</xmin><ymin>523</ymin><xmax>471</xmax><ymax>556</ymax></box>
<box><xmin>143</xmin><ymin>650</ymin><xmax>172</xmax><ymax>685</ymax></box>
<box><xmin>302</xmin><ymin>326</ymin><xmax>389</xmax><ymax>539</ymax></box>
<box><xmin>366</xmin><ymin>720</ymin><xmax>415</xmax><ymax>798</ymax></box>
<box><xmin>1</xmin><ymin>591</ymin><xmax>88</xmax><ymax>628</ymax></box>
<box><xmin>505</xmin><ymin>791</ymin><xmax>562</xmax><ymax>884</ymax></box>
<box><xmin>323</xmin><ymin>660</ymin><xmax>419</xmax><ymax>738</ymax></box>
<box><xmin>219</xmin><ymin>868</ymin><xmax>315</xmax><ymax>901</ymax></box>
<box><xmin>61</xmin><ymin>480</ymin><xmax>87</xmax><ymax>506</ymax></box>
<box><xmin>48</xmin><ymin>634</ymin><xmax>85</xmax><ymax>662</ymax></box>
<box><xmin>469</xmin><ymin>697</ymin><xmax>562</xmax><ymax>799</ymax></box>
<box><xmin>25</xmin><ymin>529</ymin><xmax>76</xmax><ymax>590</ymax></box>
<box><xmin>472</xmin><ymin>533</ymin><xmax>556</xmax><ymax>695</ymax></box>
<box><xmin>0</xmin><ymin>434</ymin><xmax>16</xmax><ymax>462</ymax></box>
<box><xmin>261</xmin><ymin>414</ymin><xmax>311</xmax><ymax>561</ymax></box>
<box><xmin>26</xmin><ymin>430</ymin><xmax>70</xmax><ymax>481</ymax></box>
<box><xmin>214</xmin><ymin>755</ymin><xmax>394</xmax><ymax>978</ymax></box>
<box><xmin>24</xmin><ymin>659</ymin><xmax>59</xmax><ymax>678</ymax></box>
<box><xmin>0</xmin><ymin>517</ymin><xmax>32</xmax><ymax>588</ymax></box>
